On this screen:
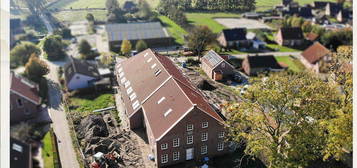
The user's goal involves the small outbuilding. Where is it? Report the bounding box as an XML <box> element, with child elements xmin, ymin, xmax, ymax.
<box><xmin>242</xmin><ymin>55</ymin><xmax>285</xmax><ymax>76</ymax></box>
<box><xmin>300</xmin><ymin>42</ymin><xmax>331</xmax><ymax>73</ymax></box>
<box><xmin>200</xmin><ymin>50</ymin><xmax>235</xmax><ymax>81</ymax></box>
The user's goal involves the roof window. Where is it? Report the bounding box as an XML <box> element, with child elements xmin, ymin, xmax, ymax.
<box><xmin>151</xmin><ymin>63</ymin><xmax>157</xmax><ymax>69</ymax></box>
<box><xmin>127</xmin><ymin>87</ymin><xmax>133</xmax><ymax>95</ymax></box>
<box><xmin>132</xmin><ymin>100</ymin><xmax>140</xmax><ymax>110</ymax></box>
<box><xmin>147</xmin><ymin>57</ymin><xmax>153</xmax><ymax>63</ymax></box>
<box><xmin>129</xmin><ymin>92</ymin><xmax>137</xmax><ymax>101</ymax></box>
<box><xmin>164</xmin><ymin>108</ymin><xmax>173</xmax><ymax>117</ymax></box>
<box><xmin>124</xmin><ymin>80</ymin><xmax>131</xmax><ymax>88</ymax></box>
<box><xmin>120</xmin><ymin>77</ymin><xmax>127</xmax><ymax>84</ymax></box>
<box><xmin>157</xmin><ymin>97</ymin><xmax>166</xmax><ymax>104</ymax></box>
<box><xmin>155</xmin><ymin>69</ymin><xmax>162</xmax><ymax>76</ymax></box>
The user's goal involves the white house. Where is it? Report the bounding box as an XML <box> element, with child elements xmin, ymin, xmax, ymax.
<box><xmin>64</xmin><ymin>57</ymin><xmax>100</xmax><ymax>91</ymax></box>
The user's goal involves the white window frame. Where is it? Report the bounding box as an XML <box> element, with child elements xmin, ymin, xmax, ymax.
<box><xmin>161</xmin><ymin>143</ymin><xmax>168</xmax><ymax>150</ymax></box>
<box><xmin>173</xmin><ymin>151</ymin><xmax>180</xmax><ymax>161</ymax></box>
<box><xmin>129</xmin><ymin>92</ymin><xmax>137</xmax><ymax>101</ymax></box>
<box><xmin>173</xmin><ymin>138</ymin><xmax>180</xmax><ymax>147</ymax></box>
<box><xmin>217</xmin><ymin>142</ymin><xmax>224</xmax><ymax>151</ymax></box>
<box><xmin>201</xmin><ymin>132</ymin><xmax>208</xmax><ymax>141</ymax></box>
<box><xmin>124</xmin><ymin>80</ymin><xmax>131</xmax><ymax>88</ymax></box>
<box><xmin>187</xmin><ymin>135</ymin><xmax>193</xmax><ymax>144</ymax></box>
<box><xmin>187</xmin><ymin>124</ymin><xmax>193</xmax><ymax>131</ymax></box>
<box><xmin>151</xmin><ymin>63</ymin><xmax>157</xmax><ymax>69</ymax></box>
<box><xmin>202</xmin><ymin>122</ymin><xmax>208</xmax><ymax>128</ymax></box>
<box><xmin>218</xmin><ymin>131</ymin><xmax>224</xmax><ymax>138</ymax></box>
<box><xmin>201</xmin><ymin>145</ymin><xmax>208</xmax><ymax>154</ymax></box>
<box><xmin>161</xmin><ymin>154</ymin><xmax>168</xmax><ymax>163</ymax></box>
<box><xmin>126</xmin><ymin>87</ymin><xmax>133</xmax><ymax>95</ymax></box>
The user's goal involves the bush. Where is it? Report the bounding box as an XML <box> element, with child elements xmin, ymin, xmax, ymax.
<box><xmin>135</xmin><ymin>40</ymin><xmax>148</xmax><ymax>52</ymax></box>
<box><xmin>10</xmin><ymin>42</ymin><xmax>41</xmax><ymax>68</ymax></box>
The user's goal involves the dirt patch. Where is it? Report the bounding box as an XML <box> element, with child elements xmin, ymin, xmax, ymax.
<box><xmin>74</xmin><ymin>113</ymin><xmax>144</xmax><ymax>168</ymax></box>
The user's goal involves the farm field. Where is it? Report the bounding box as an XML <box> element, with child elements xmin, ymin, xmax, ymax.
<box><xmin>48</xmin><ymin>0</ymin><xmax>159</xmax><ymax>9</ymax></box>
<box><xmin>158</xmin><ymin>16</ymin><xmax>187</xmax><ymax>45</ymax></box>
<box><xmin>186</xmin><ymin>12</ymin><xmax>241</xmax><ymax>33</ymax></box>
<box><xmin>53</xmin><ymin>10</ymin><xmax>107</xmax><ymax>22</ymax></box>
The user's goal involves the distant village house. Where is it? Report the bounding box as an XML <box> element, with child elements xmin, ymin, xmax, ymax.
<box><xmin>300</xmin><ymin>42</ymin><xmax>331</xmax><ymax>73</ymax></box>
<box><xmin>275</xmin><ymin>27</ymin><xmax>304</xmax><ymax>47</ymax></box>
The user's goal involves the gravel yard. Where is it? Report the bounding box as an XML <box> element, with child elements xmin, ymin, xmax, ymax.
<box><xmin>214</xmin><ymin>18</ymin><xmax>271</xmax><ymax>30</ymax></box>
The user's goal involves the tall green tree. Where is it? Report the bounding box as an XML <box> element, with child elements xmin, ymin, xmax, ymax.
<box><xmin>42</xmin><ymin>35</ymin><xmax>66</xmax><ymax>61</ymax></box>
<box><xmin>226</xmin><ymin>72</ymin><xmax>342</xmax><ymax>168</ymax></box>
<box><xmin>10</xmin><ymin>42</ymin><xmax>41</xmax><ymax>68</ymax></box>
<box><xmin>135</xmin><ymin>40</ymin><xmax>148</xmax><ymax>52</ymax></box>
<box><xmin>78</xmin><ymin>39</ymin><xmax>92</xmax><ymax>57</ymax></box>
<box><xmin>86</xmin><ymin>13</ymin><xmax>95</xmax><ymax>22</ymax></box>
<box><xmin>320</xmin><ymin>28</ymin><xmax>352</xmax><ymax>51</ymax></box>
<box><xmin>137</xmin><ymin>0</ymin><xmax>154</xmax><ymax>19</ymax></box>
<box><xmin>121</xmin><ymin>39</ymin><xmax>132</xmax><ymax>56</ymax></box>
<box><xmin>24</xmin><ymin>54</ymin><xmax>49</xmax><ymax>83</ymax></box>
<box><xmin>187</xmin><ymin>26</ymin><xmax>216</xmax><ymax>57</ymax></box>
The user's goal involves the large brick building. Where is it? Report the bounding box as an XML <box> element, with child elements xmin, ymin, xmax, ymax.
<box><xmin>115</xmin><ymin>49</ymin><xmax>228</xmax><ymax>167</ymax></box>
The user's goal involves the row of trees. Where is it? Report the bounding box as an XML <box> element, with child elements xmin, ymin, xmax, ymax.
<box><xmin>157</xmin><ymin>0</ymin><xmax>255</xmax><ymax>12</ymax></box>
<box><xmin>225</xmin><ymin>47</ymin><xmax>352</xmax><ymax>167</ymax></box>
<box><xmin>120</xmin><ymin>39</ymin><xmax>148</xmax><ymax>56</ymax></box>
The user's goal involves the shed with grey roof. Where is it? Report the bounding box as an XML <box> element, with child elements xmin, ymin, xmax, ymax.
<box><xmin>200</xmin><ymin>50</ymin><xmax>235</xmax><ymax>81</ymax></box>
<box><xmin>105</xmin><ymin>22</ymin><xmax>174</xmax><ymax>52</ymax></box>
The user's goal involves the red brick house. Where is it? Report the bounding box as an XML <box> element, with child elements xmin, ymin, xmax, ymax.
<box><xmin>275</xmin><ymin>27</ymin><xmax>304</xmax><ymax>47</ymax></box>
<box><xmin>115</xmin><ymin>49</ymin><xmax>228</xmax><ymax>167</ymax></box>
<box><xmin>217</xmin><ymin>28</ymin><xmax>250</xmax><ymax>49</ymax></box>
<box><xmin>200</xmin><ymin>50</ymin><xmax>235</xmax><ymax>81</ymax></box>
<box><xmin>10</xmin><ymin>72</ymin><xmax>51</xmax><ymax>125</ymax></box>
<box><xmin>242</xmin><ymin>55</ymin><xmax>285</xmax><ymax>76</ymax></box>
<box><xmin>300</xmin><ymin>42</ymin><xmax>331</xmax><ymax>73</ymax></box>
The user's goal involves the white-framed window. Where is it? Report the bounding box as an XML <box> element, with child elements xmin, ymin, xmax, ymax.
<box><xmin>17</xmin><ymin>99</ymin><xmax>23</xmax><ymax>107</ymax></box>
<box><xmin>201</xmin><ymin>132</ymin><xmax>208</xmax><ymax>141</ymax></box>
<box><xmin>124</xmin><ymin>80</ymin><xmax>131</xmax><ymax>88</ymax></box>
<box><xmin>157</xmin><ymin>97</ymin><xmax>166</xmax><ymax>104</ymax></box>
<box><xmin>155</xmin><ymin>69</ymin><xmax>162</xmax><ymax>76</ymax></box>
<box><xmin>161</xmin><ymin>143</ymin><xmax>168</xmax><ymax>150</ymax></box>
<box><xmin>147</xmin><ymin>57</ymin><xmax>153</xmax><ymax>63</ymax></box>
<box><xmin>218</xmin><ymin>131</ymin><xmax>224</xmax><ymax>138</ymax></box>
<box><xmin>120</xmin><ymin>77</ymin><xmax>126</xmax><ymax>84</ymax></box>
<box><xmin>201</xmin><ymin>145</ymin><xmax>208</xmax><ymax>154</ymax></box>
<box><xmin>173</xmin><ymin>151</ymin><xmax>180</xmax><ymax>161</ymax></box>
<box><xmin>126</xmin><ymin>87</ymin><xmax>133</xmax><ymax>95</ymax></box>
<box><xmin>187</xmin><ymin>135</ymin><xmax>193</xmax><ymax>144</ymax></box>
<box><xmin>161</xmin><ymin>154</ymin><xmax>168</xmax><ymax>163</ymax></box>
<box><xmin>129</xmin><ymin>92</ymin><xmax>137</xmax><ymax>101</ymax></box>
<box><xmin>187</xmin><ymin>124</ymin><xmax>193</xmax><ymax>131</ymax></box>
<box><xmin>217</xmin><ymin>142</ymin><xmax>224</xmax><ymax>151</ymax></box>
<box><xmin>173</xmin><ymin>138</ymin><xmax>180</xmax><ymax>147</ymax></box>
<box><xmin>202</xmin><ymin>122</ymin><xmax>208</xmax><ymax>128</ymax></box>
<box><xmin>151</xmin><ymin>63</ymin><xmax>157</xmax><ymax>69</ymax></box>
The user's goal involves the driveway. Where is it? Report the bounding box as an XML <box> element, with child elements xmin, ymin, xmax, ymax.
<box><xmin>231</xmin><ymin>51</ymin><xmax>302</xmax><ymax>59</ymax></box>
<box><xmin>46</xmin><ymin>60</ymin><xmax>80</xmax><ymax>168</ymax></box>
<box><xmin>215</xmin><ymin>18</ymin><xmax>272</xmax><ymax>30</ymax></box>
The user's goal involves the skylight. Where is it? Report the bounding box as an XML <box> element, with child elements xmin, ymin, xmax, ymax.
<box><xmin>147</xmin><ymin>57</ymin><xmax>152</xmax><ymax>63</ymax></box>
<box><xmin>124</xmin><ymin>81</ymin><xmax>131</xmax><ymax>88</ymax></box>
<box><xmin>118</xmin><ymin>67</ymin><xmax>123</xmax><ymax>73</ymax></box>
<box><xmin>129</xmin><ymin>92</ymin><xmax>137</xmax><ymax>101</ymax></box>
<box><xmin>157</xmin><ymin>97</ymin><xmax>166</xmax><ymax>104</ymax></box>
<box><xmin>120</xmin><ymin>77</ymin><xmax>127</xmax><ymax>84</ymax></box>
<box><xmin>132</xmin><ymin>100</ymin><xmax>140</xmax><ymax>110</ymax></box>
<box><xmin>164</xmin><ymin>108</ymin><xmax>173</xmax><ymax>117</ymax></box>
<box><xmin>127</xmin><ymin>87</ymin><xmax>133</xmax><ymax>95</ymax></box>
<box><xmin>144</xmin><ymin>52</ymin><xmax>148</xmax><ymax>57</ymax></box>
<box><xmin>155</xmin><ymin>69</ymin><xmax>162</xmax><ymax>76</ymax></box>
<box><xmin>151</xmin><ymin>63</ymin><xmax>157</xmax><ymax>69</ymax></box>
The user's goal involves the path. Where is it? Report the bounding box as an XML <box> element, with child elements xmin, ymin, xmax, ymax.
<box><xmin>46</xmin><ymin>60</ymin><xmax>80</xmax><ymax>168</ymax></box>
<box><xmin>39</xmin><ymin>12</ymin><xmax>54</xmax><ymax>34</ymax></box>
<box><xmin>231</xmin><ymin>51</ymin><xmax>302</xmax><ymax>59</ymax></box>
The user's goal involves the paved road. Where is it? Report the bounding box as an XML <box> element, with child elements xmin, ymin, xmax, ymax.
<box><xmin>46</xmin><ymin>60</ymin><xmax>80</xmax><ymax>168</ymax></box>
<box><xmin>231</xmin><ymin>51</ymin><xmax>302</xmax><ymax>59</ymax></box>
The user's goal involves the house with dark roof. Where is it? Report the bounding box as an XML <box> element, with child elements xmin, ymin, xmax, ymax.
<box><xmin>115</xmin><ymin>49</ymin><xmax>228</xmax><ymax>167</ymax></box>
<box><xmin>336</xmin><ymin>9</ymin><xmax>352</xmax><ymax>22</ymax></box>
<box><xmin>242</xmin><ymin>56</ymin><xmax>285</xmax><ymax>76</ymax></box>
<box><xmin>10</xmin><ymin>18</ymin><xmax>24</xmax><ymax>35</ymax></box>
<box><xmin>10</xmin><ymin>72</ymin><xmax>52</xmax><ymax>126</ymax></box>
<box><xmin>300</xmin><ymin>42</ymin><xmax>331</xmax><ymax>73</ymax></box>
<box><xmin>275</xmin><ymin>27</ymin><xmax>304</xmax><ymax>47</ymax></box>
<box><xmin>123</xmin><ymin>1</ymin><xmax>137</xmax><ymax>12</ymax></box>
<box><xmin>282</xmin><ymin>0</ymin><xmax>293</xmax><ymax>6</ymax></box>
<box><xmin>325</xmin><ymin>2</ymin><xmax>343</xmax><ymax>16</ymax></box>
<box><xmin>64</xmin><ymin>57</ymin><xmax>101</xmax><ymax>91</ymax></box>
<box><xmin>10</xmin><ymin>138</ymin><xmax>32</xmax><ymax>168</ymax></box>
<box><xmin>312</xmin><ymin>1</ymin><xmax>328</xmax><ymax>9</ymax></box>
<box><xmin>105</xmin><ymin>22</ymin><xmax>174</xmax><ymax>52</ymax></box>
<box><xmin>299</xmin><ymin>6</ymin><xmax>313</xmax><ymax>18</ymax></box>
<box><xmin>201</xmin><ymin>50</ymin><xmax>235</xmax><ymax>81</ymax></box>
<box><xmin>217</xmin><ymin>28</ymin><xmax>250</xmax><ymax>49</ymax></box>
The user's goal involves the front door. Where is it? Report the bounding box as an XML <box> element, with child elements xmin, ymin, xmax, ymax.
<box><xmin>186</xmin><ymin>148</ymin><xmax>194</xmax><ymax>160</ymax></box>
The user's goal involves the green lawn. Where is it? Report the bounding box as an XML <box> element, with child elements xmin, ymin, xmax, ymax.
<box><xmin>69</xmin><ymin>93</ymin><xmax>115</xmax><ymax>116</ymax></box>
<box><xmin>266</xmin><ymin>44</ymin><xmax>301</xmax><ymax>52</ymax></box>
<box><xmin>42</xmin><ymin>131</ymin><xmax>55</xmax><ymax>168</ymax></box>
<box><xmin>53</xmin><ymin>10</ymin><xmax>107</xmax><ymax>22</ymax></box>
<box><xmin>158</xmin><ymin>16</ymin><xmax>187</xmax><ymax>45</ymax></box>
<box><xmin>275</xmin><ymin>56</ymin><xmax>305</xmax><ymax>72</ymax></box>
<box><xmin>49</xmin><ymin>0</ymin><xmax>159</xmax><ymax>9</ymax></box>
<box><xmin>186</xmin><ymin>12</ymin><xmax>241</xmax><ymax>33</ymax></box>
<box><xmin>255</xmin><ymin>0</ymin><xmax>336</xmax><ymax>11</ymax></box>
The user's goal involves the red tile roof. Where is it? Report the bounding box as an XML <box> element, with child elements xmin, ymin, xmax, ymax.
<box><xmin>301</xmin><ymin>42</ymin><xmax>330</xmax><ymax>64</ymax></box>
<box><xmin>306</xmin><ymin>32</ymin><xmax>319</xmax><ymax>41</ymax></box>
<box><xmin>117</xmin><ymin>49</ymin><xmax>224</xmax><ymax>140</ymax></box>
<box><xmin>10</xmin><ymin>72</ymin><xmax>41</xmax><ymax>105</ymax></box>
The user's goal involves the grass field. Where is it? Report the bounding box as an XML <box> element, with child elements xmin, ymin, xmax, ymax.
<box><xmin>266</xmin><ymin>44</ymin><xmax>301</xmax><ymax>52</ymax></box>
<box><xmin>275</xmin><ymin>56</ymin><xmax>305</xmax><ymax>72</ymax></box>
<box><xmin>53</xmin><ymin>10</ymin><xmax>107</xmax><ymax>22</ymax></box>
<box><xmin>42</xmin><ymin>131</ymin><xmax>55</xmax><ymax>168</ymax></box>
<box><xmin>186</xmin><ymin>12</ymin><xmax>241</xmax><ymax>33</ymax></box>
<box><xmin>69</xmin><ymin>93</ymin><xmax>115</xmax><ymax>116</ymax></box>
<box><xmin>158</xmin><ymin>16</ymin><xmax>187</xmax><ymax>45</ymax></box>
<box><xmin>49</xmin><ymin>0</ymin><xmax>159</xmax><ymax>9</ymax></box>
<box><xmin>255</xmin><ymin>0</ymin><xmax>336</xmax><ymax>10</ymax></box>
